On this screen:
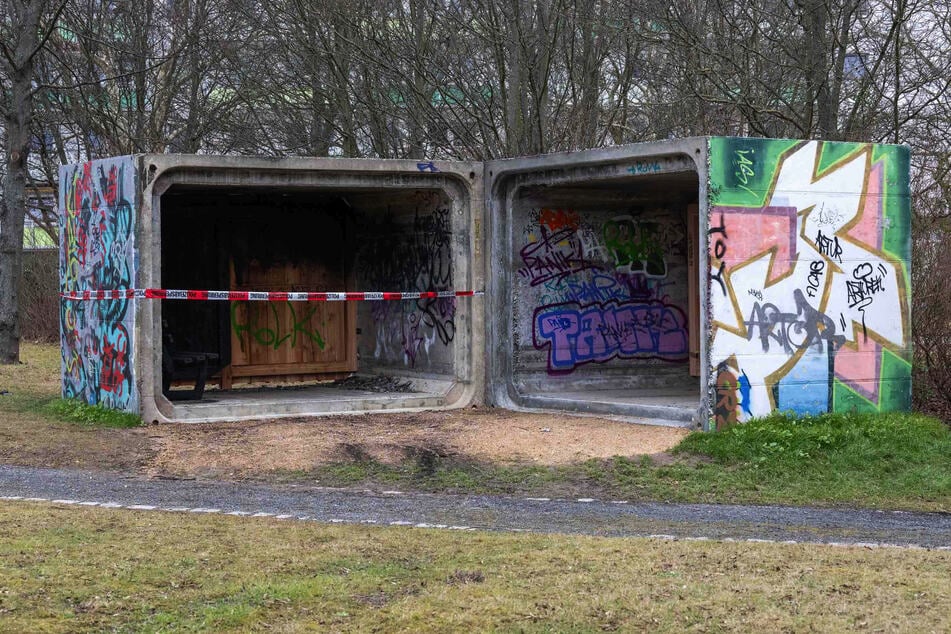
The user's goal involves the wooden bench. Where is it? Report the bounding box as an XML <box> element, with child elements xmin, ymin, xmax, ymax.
<box><xmin>162</xmin><ymin>331</ymin><xmax>221</xmax><ymax>401</ymax></box>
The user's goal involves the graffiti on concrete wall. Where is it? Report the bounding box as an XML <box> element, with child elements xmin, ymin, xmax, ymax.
<box><xmin>519</xmin><ymin>206</ymin><xmax>690</xmax><ymax>374</ymax></box>
<box><xmin>359</xmin><ymin>202</ymin><xmax>456</xmax><ymax>367</ymax></box>
<box><xmin>59</xmin><ymin>157</ymin><xmax>137</xmax><ymax>411</ymax></box>
<box><xmin>534</xmin><ymin>299</ymin><xmax>688</xmax><ymax>373</ymax></box>
<box><xmin>708</xmin><ymin>138</ymin><xmax>911</xmax><ymax>425</ymax></box>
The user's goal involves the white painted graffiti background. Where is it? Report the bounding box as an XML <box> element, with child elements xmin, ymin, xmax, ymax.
<box><xmin>708</xmin><ymin>138</ymin><xmax>912</xmax><ymax>428</ymax></box>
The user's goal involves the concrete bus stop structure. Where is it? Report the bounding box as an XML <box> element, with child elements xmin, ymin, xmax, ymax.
<box><xmin>59</xmin><ymin>137</ymin><xmax>912</xmax><ymax>428</ymax></box>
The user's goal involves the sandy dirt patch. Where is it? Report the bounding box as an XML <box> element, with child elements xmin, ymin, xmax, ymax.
<box><xmin>146</xmin><ymin>407</ymin><xmax>690</xmax><ymax>478</ymax></box>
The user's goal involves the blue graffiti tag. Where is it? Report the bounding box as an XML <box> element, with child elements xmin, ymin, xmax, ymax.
<box><xmin>533</xmin><ymin>300</ymin><xmax>688</xmax><ymax>373</ymax></box>
<box><xmin>738</xmin><ymin>369</ymin><xmax>752</xmax><ymax>416</ymax></box>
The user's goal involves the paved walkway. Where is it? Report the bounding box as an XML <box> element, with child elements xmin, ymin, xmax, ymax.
<box><xmin>1</xmin><ymin>465</ymin><xmax>949</xmax><ymax>549</ymax></box>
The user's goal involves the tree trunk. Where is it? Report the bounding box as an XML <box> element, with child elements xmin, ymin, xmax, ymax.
<box><xmin>0</xmin><ymin>2</ymin><xmax>42</xmax><ymax>364</ymax></box>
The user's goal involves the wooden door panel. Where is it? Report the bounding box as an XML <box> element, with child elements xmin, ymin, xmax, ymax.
<box><xmin>228</xmin><ymin>260</ymin><xmax>357</xmax><ymax>381</ymax></box>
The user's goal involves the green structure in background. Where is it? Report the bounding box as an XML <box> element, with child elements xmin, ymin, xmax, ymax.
<box><xmin>23</xmin><ymin>223</ymin><xmax>56</xmax><ymax>249</ymax></box>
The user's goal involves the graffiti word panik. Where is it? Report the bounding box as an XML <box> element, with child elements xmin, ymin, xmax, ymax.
<box><xmin>518</xmin><ymin>227</ymin><xmax>596</xmax><ymax>286</ymax></box>
<box><xmin>533</xmin><ymin>300</ymin><xmax>688</xmax><ymax>373</ymax></box>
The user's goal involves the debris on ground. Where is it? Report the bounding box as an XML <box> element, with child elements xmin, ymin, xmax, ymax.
<box><xmin>329</xmin><ymin>375</ymin><xmax>416</xmax><ymax>393</ymax></box>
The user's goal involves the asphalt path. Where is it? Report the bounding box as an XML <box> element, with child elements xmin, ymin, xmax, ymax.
<box><xmin>1</xmin><ymin>465</ymin><xmax>949</xmax><ymax>548</ymax></box>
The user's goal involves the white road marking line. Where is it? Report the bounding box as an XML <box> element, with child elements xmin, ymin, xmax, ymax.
<box><xmin>1</xmin><ymin>497</ymin><xmax>945</xmax><ymax>551</ymax></box>
<box><xmin>576</xmin><ymin>498</ymin><xmax>595</xmax><ymax>503</ymax></box>
<box><xmin>525</xmin><ymin>497</ymin><xmax>550</xmax><ymax>501</ymax></box>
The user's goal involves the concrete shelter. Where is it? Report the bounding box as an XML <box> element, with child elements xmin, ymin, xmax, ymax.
<box><xmin>59</xmin><ymin>137</ymin><xmax>912</xmax><ymax>427</ymax></box>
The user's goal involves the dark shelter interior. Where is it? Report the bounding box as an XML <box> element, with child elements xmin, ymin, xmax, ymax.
<box><xmin>159</xmin><ymin>185</ymin><xmax>460</xmax><ymax>406</ymax></box>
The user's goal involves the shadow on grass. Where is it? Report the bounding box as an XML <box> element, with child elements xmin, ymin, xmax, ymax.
<box><xmin>274</xmin><ymin>411</ymin><xmax>951</xmax><ymax>512</ymax></box>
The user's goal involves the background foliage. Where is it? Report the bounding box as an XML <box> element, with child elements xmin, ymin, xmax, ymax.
<box><xmin>2</xmin><ymin>0</ymin><xmax>949</xmax><ymax>416</ymax></box>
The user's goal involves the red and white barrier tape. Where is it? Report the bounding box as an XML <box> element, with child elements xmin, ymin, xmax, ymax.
<box><xmin>60</xmin><ymin>289</ymin><xmax>483</xmax><ymax>302</ymax></box>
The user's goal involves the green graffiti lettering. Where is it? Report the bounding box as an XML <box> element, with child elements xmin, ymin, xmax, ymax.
<box><xmin>230</xmin><ymin>302</ymin><xmax>327</xmax><ymax>352</ymax></box>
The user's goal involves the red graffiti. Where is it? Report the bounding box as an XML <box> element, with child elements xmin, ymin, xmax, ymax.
<box><xmin>101</xmin><ymin>164</ymin><xmax>120</xmax><ymax>207</ymax></box>
<box><xmin>539</xmin><ymin>208</ymin><xmax>580</xmax><ymax>232</ymax></box>
<box><xmin>99</xmin><ymin>328</ymin><xmax>131</xmax><ymax>395</ymax></box>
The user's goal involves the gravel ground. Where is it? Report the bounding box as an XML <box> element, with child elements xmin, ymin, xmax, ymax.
<box><xmin>2</xmin><ymin>464</ymin><xmax>949</xmax><ymax>548</ymax></box>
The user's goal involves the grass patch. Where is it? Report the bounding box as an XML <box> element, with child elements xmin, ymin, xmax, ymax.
<box><xmin>1</xmin><ymin>500</ymin><xmax>949</xmax><ymax>632</ymax></box>
<box><xmin>2</xmin><ymin>344</ymin><xmax>949</xmax><ymax>511</ymax></box>
<box><xmin>291</xmin><ymin>412</ymin><xmax>951</xmax><ymax>512</ymax></box>
<box><xmin>666</xmin><ymin>411</ymin><xmax>951</xmax><ymax>508</ymax></box>
<box><xmin>0</xmin><ymin>344</ymin><xmax>139</xmax><ymax>428</ymax></box>
<box><xmin>0</xmin><ymin>343</ymin><xmax>150</xmax><ymax>470</ymax></box>
<box><xmin>45</xmin><ymin>398</ymin><xmax>142</xmax><ymax>428</ymax></box>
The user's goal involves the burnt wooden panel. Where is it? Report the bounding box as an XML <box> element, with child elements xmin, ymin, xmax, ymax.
<box><xmin>228</xmin><ymin>260</ymin><xmax>357</xmax><ymax>375</ymax></box>
<box><xmin>225</xmin><ymin>196</ymin><xmax>357</xmax><ymax>381</ymax></box>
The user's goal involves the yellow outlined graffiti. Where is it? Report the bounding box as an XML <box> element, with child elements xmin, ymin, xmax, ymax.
<box><xmin>709</xmin><ymin>140</ymin><xmax>910</xmax><ymax>419</ymax></box>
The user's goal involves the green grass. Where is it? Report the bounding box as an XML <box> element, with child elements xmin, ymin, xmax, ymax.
<box><xmin>667</xmin><ymin>411</ymin><xmax>951</xmax><ymax>507</ymax></box>
<box><xmin>0</xmin><ymin>343</ymin><xmax>141</xmax><ymax>429</ymax></box>
<box><xmin>1</xmin><ymin>500</ymin><xmax>949</xmax><ymax>632</ymax></box>
<box><xmin>3</xmin><ymin>343</ymin><xmax>949</xmax><ymax>510</ymax></box>
<box><xmin>293</xmin><ymin>412</ymin><xmax>951</xmax><ymax>512</ymax></box>
<box><xmin>1</xmin><ymin>391</ymin><xmax>142</xmax><ymax>429</ymax></box>
<box><xmin>44</xmin><ymin>398</ymin><xmax>143</xmax><ymax>428</ymax></box>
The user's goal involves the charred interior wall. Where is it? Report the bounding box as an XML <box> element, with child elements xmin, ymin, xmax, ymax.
<box><xmin>353</xmin><ymin>190</ymin><xmax>457</xmax><ymax>378</ymax></box>
<box><xmin>161</xmin><ymin>189</ymin><xmax>353</xmax><ymax>370</ymax></box>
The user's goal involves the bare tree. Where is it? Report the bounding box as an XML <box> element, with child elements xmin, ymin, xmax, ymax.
<box><xmin>0</xmin><ymin>0</ymin><xmax>65</xmax><ymax>364</ymax></box>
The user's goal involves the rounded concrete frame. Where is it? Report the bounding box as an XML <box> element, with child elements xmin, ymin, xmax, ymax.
<box><xmin>484</xmin><ymin>138</ymin><xmax>712</xmax><ymax>427</ymax></box>
<box><xmin>135</xmin><ymin>155</ymin><xmax>485</xmax><ymax>423</ymax></box>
